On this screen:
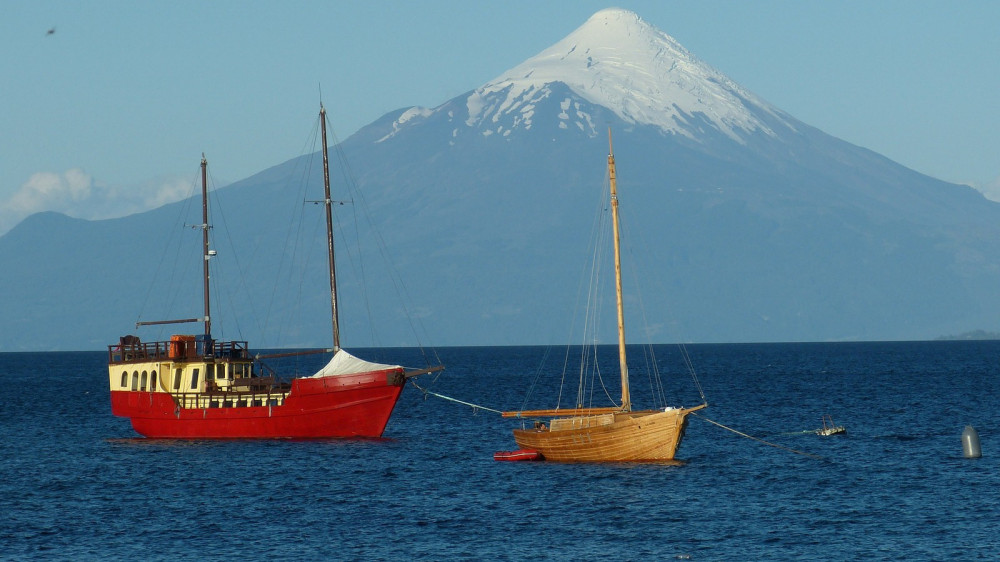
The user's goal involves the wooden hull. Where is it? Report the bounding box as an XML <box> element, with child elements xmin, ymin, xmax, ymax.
<box><xmin>511</xmin><ymin>407</ymin><xmax>697</xmax><ymax>462</ymax></box>
<box><xmin>110</xmin><ymin>369</ymin><xmax>405</xmax><ymax>439</ymax></box>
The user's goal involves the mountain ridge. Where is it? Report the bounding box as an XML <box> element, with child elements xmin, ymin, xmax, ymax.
<box><xmin>2</xmin><ymin>9</ymin><xmax>999</xmax><ymax>351</ymax></box>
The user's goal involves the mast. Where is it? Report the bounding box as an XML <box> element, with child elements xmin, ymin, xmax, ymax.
<box><xmin>320</xmin><ymin>104</ymin><xmax>341</xmax><ymax>350</ymax></box>
<box><xmin>608</xmin><ymin>129</ymin><xmax>630</xmax><ymax>412</ymax></box>
<box><xmin>201</xmin><ymin>154</ymin><xmax>211</xmax><ymax>340</ymax></box>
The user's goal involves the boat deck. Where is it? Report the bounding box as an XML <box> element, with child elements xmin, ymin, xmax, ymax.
<box><xmin>109</xmin><ymin>336</ymin><xmax>250</xmax><ymax>365</ymax></box>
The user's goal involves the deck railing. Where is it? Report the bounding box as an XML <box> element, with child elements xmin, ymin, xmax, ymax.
<box><xmin>108</xmin><ymin>338</ymin><xmax>250</xmax><ymax>365</ymax></box>
<box><xmin>171</xmin><ymin>388</ymin><xmax>290</xmax><ymax>410</ymax></box>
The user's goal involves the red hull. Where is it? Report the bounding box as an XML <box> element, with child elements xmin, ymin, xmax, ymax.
<box><xmin>493</xmin><ymin>449</ymin><xmax>542</xmax><ymax>462</ymax></box>
<box><xmin>110</xmin><ymin>368</ymin><xmax>404</xmax><ymax>439</ymax></box>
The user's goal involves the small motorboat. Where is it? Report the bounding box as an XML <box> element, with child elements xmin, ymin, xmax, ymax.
<box><xmin>816</xmin><ymin>414</ymin><xmax>846</xmax><ymax>436</ymax></box>
<box><xmin>493</xmin><ymin>449</ymin><xmax>542</xmax><ymax>461</ymax></box>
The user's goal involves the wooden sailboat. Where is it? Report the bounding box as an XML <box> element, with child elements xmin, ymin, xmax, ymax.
<box><xmin>107</xmin><ymin>104</ymin><xmax>442</xmax><ymax>439</ymax></box>
<box><xmin>501</xmin><ymin>131</ymin><xmax>706</xmax><ymax>462</ymax></box>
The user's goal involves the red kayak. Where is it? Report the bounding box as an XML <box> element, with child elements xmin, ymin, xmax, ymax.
<box><xmin>493</xmin><ymin>449</ymin><xmax>542</xmax><ymax>461</ymax></box>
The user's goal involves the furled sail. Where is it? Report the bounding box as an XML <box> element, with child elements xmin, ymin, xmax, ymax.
<box><xmin>310</xmin><ymin>349</ymin><xmax>401</xmax><ymax>378</ymax></box>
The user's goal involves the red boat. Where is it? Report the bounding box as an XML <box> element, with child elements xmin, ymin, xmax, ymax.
<box><xmin>108</xmin><ymin>105</ymin><xmax>441</xmax><ymax>439</ymax></box>
<box><xmin>493</xmin><ymin>449</ymin><xmax>542</xmax><ymax>462</ymax></box>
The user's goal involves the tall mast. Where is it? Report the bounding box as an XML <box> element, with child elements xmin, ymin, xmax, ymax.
<box><xmin>320</xmin><ymin>104</ymin><xmax>341</xmax><ymax>350</ymax></box>
<box><xmin>608</xmin><ymin>129</ymin><xmax>630</xmax><ymax>412</ymax></box>
<box><xmin>201</xmin><ymin>154</ymin><xmax>211</xmax><ymax>340</ymax></box>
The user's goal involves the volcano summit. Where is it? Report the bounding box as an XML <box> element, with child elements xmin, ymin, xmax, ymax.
<box><xmin>1</xmin><ymin>9</ymin><xmax>998</xmax><ymax>350</ymax></box>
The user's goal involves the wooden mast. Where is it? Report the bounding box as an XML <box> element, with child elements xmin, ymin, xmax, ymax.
<box><xmin>502</xmin><ymin>131</ymin><xmax>706</xmax><ymax>461</ymax></box>
<box><xmin>608</xmin><ymin>129</ymin><xmax>630</xmax><ymax>412</ymax></box>
<box><xmin>201</xmin><ymin>154</ymin><xmax>212</xmax><ymax>341</ymax></box>
<box><xmin>501</xmin><ymin>131</ymin><xmax>632</xmax><ymax>420</ymax></box>
<box><xmin>320</xmin><ymin>104</ymin><xmax>341</xmax><ymax>350</ymax></box>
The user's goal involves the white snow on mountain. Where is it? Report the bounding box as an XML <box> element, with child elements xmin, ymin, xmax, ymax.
<box><xmin>378</xmin><ymin>8</ymin><xmax>795</xmax><ymax>143</ymax></box>
<box><xmin>380</xmin><ymin>8</ymin><xmax>793</xmax><ymax>145</ymax></box>
<box><xmin>377</xmin><ymin>107</ymin><xmax>434</xmax><ymax>142</ymax></box>
<box><xmin>465</xmin><ymin>8</ymin><xmax>791</xmax><ymax>142</ymax></box>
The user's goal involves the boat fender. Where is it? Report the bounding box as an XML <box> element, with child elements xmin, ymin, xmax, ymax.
<box><xmin>962</xmin><ymin>426</ymin><xmax>982</xmax><ymax>458</ymax></box>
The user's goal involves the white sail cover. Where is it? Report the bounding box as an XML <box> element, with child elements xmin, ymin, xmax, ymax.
<box><xmin>309</xmin><ymin>348</ymin><xmax>401</xmax><ymax>378</ymax></box>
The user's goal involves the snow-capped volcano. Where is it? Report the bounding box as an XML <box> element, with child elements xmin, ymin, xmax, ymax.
<box><xmin>469</xmin><ymin>8</ymin><xmax>792</xmax><ymax>139</ymax></box>
<box><xmin>464</xmin><ymin>8</ymin><xmax>790</xmax><ymax>142</ymax></box>
<box><xmin>5</xmin><ymin>8</ymin><xmax>1000</xmax><ymax>351</ymax></box>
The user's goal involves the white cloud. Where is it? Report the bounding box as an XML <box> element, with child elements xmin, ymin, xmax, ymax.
<box><xmin>973</xmin><ymin>175</ymin><xmax>1000</xmax><ymax>203</ymax></box>
<box><xmin>141</xmin><ymin>176</ymin><xmax>196</xmax><ymax>209</ymax></box>
<box><xmin>7</xmin><ymin>169</ymin><xmax>92</xmax><ymax>212</ymax></box>
<box><xmin>0</xmin><ymin>169</ymin><xmax>195</xmax><ymax>235</ymax></box>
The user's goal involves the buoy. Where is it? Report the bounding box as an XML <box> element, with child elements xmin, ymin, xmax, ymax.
<box><xmin>962</xmin><ymin>425</ymin><xmax>982</xmax><ymax>458</ymax></box>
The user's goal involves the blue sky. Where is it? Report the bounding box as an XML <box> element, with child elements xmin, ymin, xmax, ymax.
<box><xmin>3</xmin><ymin>0</ymin><xmax>998</xmax><ymax>233</ymax></box>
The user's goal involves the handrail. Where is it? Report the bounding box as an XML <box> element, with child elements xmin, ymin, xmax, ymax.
<box><xmin>169</xmin><ymin>386</ymin><xmax>291</xmax><ymax>410</ymax></box>
<box><xmin>108</xmin><ymin>339</ymin><xmax>251</xmax><ymax>364</ymax></box>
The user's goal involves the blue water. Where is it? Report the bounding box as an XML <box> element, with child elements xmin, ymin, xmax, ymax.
<box><xmin>2</xmin><ymin>342</ymin><xmax>998</xmax><ymax>560</ymax></box>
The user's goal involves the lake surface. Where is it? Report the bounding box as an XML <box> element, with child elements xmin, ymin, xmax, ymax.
<box><xmin>2</xmin><ymin>341</ymin><xmax>998</xmax><ymax>560</ymax></box>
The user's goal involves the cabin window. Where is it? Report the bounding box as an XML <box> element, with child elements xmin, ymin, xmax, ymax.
<box><xmin>217</xmin><ymin>364</ymin><xmax>226</xmax><ymax>380</ymax></box>
<box><xmin>173</xmin><ymin>368</ymin><xmax>182</xmax><ymax>390</ymax></box>
<box><xmin>120</xmin><ymin>372</ymin><xmax>128</xmax><ymax>388</ymax></box>
<box><xmin>190</xmin><ymin>368</ymin><xmax>200</xmax><ymax>390</ymax></box>
<box><xmin>131</xmin><ymin>371</ymin><xmax>139</xmax><ymax>391</ymax></box>
<box><xmin>150</xmin><ymin>371</ymin><xmax>157</xmax><ymax>390</ymax></box>
<box><xmin>140</xmin><ymin>371</ymin><xmax>148</xmax><ymax>391</ymax></box>
<box><xmin>207</xmin><ymin>366</ymin><xmax>214</xmax><ymax>380</ymax></box>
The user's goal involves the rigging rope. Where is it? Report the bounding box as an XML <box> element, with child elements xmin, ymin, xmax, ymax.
<box><xmin>521</xmin><ymin>346</ymin><xmax>553</xmax><ymax>412</ymax></box>
<box><xmin>134</xmin><ymin>164</ymin><xmax>201</xmax><ymax>340</ymax></box>
<box><xmin>205</xmin><ymin>164</ymin><xmax>250</xmax><ymax>343</ymax></box>
<box><xmin>409</xmin><ymin>380</ymin><xmax>503</xmax><ymax>415</ymax></box>
<box><xmin>326</xmin><ymin>115</ymin><xmax>441</xmax><ymax>366</ymax></box>
<box><xmin>691</xmin><ymin>412</ymin><xmax>825</xmax><ymax>460</ymax></box>
<box><xmin>678</xmin><ymin>344</ymin><xmax>708</xmax><ymax>405</ymax></box>
<box><xmin>410</xmin><ymin>380</ymin><xmax>823</xmax><ymax>462</ymax></box>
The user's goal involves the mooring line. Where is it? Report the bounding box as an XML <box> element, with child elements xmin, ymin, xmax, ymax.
<box><xmin>692</xmin><ymin>412</ymin><xmax>826</xmax><ymax>460</ymax></box>
<box><xmin>410</xmin><ymin>382</ymin><xmax>824</xmax><ymax>460</ymax></box>
<box><xmin>409</xmin><ymin>380</ymin><xmax>504</xmax><ymax>415</ymax></box>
